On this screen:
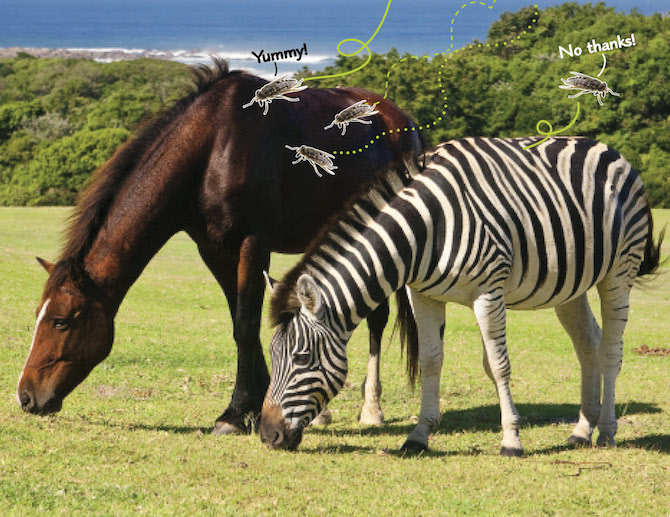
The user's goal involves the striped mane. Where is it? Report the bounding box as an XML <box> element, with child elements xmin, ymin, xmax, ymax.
<box><xmin>269</xmin><ymin>167</ymin><xmax>412</xmax><ymax>326</ymax></box>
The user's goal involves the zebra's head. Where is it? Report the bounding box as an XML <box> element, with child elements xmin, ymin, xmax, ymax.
<box><xmin>260</xmin><ymin>274</ymin><xmax>348</xmax><ymax>450</ymax></box>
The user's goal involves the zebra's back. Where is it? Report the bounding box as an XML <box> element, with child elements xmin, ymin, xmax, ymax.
<box><xmin>405</xmin><ymin>137</ymin><xmax>650</xmax><ymax>309</ymax></box>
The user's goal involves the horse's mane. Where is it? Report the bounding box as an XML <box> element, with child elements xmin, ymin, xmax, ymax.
<box><xmin>269</xmin><ymin>167</ymin><xmax>412</xmax><ymax>326</ymax></box>
<box><xmin>43</xmin><ymin>58</ymin><xmax>239</xmax><ymax>295</ymax></box>
<box><xmin>60</xmin><ymin>58</ymin><xmax>234</xmax><ymax>265</ymax></box>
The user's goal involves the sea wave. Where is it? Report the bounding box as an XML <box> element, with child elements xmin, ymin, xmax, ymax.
<box><xmin>0</xmin><ymin>46</ymin><xmax>336</xmax><ymax>78</ymax></box>
<box><xmin>56</xmin><ymin>46</ymin><xmax>335</xmax><ymax>65</ymax></box>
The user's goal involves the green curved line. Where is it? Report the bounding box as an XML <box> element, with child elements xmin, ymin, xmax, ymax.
<box><xmin>304</xmin><ymin>0</ymin><xmax>392</xmax><ymax>83</ymax></box>
<box><xmin>523</xmin><ymin>101</ymin><xmax>581</xmax><ymax>150</ymax></box>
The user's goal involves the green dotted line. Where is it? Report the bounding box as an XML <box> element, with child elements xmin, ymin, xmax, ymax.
<box><xmin>332</xmin><ymin>3</ymin><xmax>539</xmax><ymax>156</ymax></box>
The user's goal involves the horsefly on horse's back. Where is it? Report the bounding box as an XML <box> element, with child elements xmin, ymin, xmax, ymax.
<box><xmin>242</xmin><ymin>74</ymin><xmax>307</xmax><ymax>115</ymax></box>
<box><xmin>285</xmin><ymin>145</ymin><xmax>338</xmax><ymax>177</ymax></box>
<box><xmin>324</xmin><ymin>100</ymin><xmax>380</xmax><ymax>136</ymax></box>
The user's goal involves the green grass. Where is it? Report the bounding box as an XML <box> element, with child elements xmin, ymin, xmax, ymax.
<box><xmin>1</xmin><ymin>207</ymin><xmax>669</xmax><ymax>516</ymax></box>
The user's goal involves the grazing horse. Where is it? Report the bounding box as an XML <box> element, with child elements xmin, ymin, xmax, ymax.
<box><xmin>260</xmin><ymin>137</ymin><xmax>663</xmax><ymax>454</ymax></box>
<box><xmin>17</xmin><ymin>59</ymin><xmax>422</xmax><ymax>433</ymax></box>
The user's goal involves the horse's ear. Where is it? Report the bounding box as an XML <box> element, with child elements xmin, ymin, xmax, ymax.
<box><xmin>36</xmin><ymin>257</ymin><xmax>55</xmax><ymax>275</ymax></box>
<box><xmin>263</xmin><ymin>271</ymin><xmax>279</xmax><ymax>293</ymax></box>
<box><xmin>297</xmin><ymin>274</ymin><xmax>323</xmax><ymax>318</ymax></box>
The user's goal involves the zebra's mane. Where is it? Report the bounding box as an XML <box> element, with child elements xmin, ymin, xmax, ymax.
<box><xmin>270</xmin><ymin>167</ymin><xmax>412</xmax><ymax>326</ymax></box>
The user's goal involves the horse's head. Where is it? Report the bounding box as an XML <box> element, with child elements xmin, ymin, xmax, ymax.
<box><xmin>260</xmin><ymin>274</ymin><xmax>348</xmax><ymax>450</ymax></box>
<box><xmin>17</xmin><ymin>258</ymin><xmax>114</xmax><ymax>415</ymax></box>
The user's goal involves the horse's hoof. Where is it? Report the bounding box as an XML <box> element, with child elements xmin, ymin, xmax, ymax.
<box><xmin>568</xmin><ymin>435</ymin><xmax>592</xmax><ymax>447</ymax></box>
<box><xmin>595</xmin><ymin>433</ymin><xmax>616</xmax><ymax>447</ymax></box>
<box><xmin>311</xmin><ymin>409</ymin><xmax>332</xmax><ymax>426</ymax></box>
<box><xmin>210</xmin><ymin>421</ymin><xmax>248</xmax><ymax>436</ymax></box>
<box><xmin>400</xmin><ymin>440</ymin><xmax>428</xmax><ymax>454</ymax></box>
<box><xmin>500</xmin><ymin>446</ymin><xmax>524</xmax><ymax>457</ymax></box>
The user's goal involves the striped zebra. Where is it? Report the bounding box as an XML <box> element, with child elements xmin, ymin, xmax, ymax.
<box><xmin>259</xmin><ymin>137</ymin><xmax>664</xmax><ymax>455</ymax></box>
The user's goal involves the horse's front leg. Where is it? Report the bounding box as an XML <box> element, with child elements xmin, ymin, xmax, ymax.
<box><xmin>209</xmin><ymin>236</ymin><xmax>271</xmax><ymax>435</ymax></box>
<box><xmin>474</xmin><ymin>290</ymin><xmax>523</xmax><ymax>456</ymax></box>
<box><xmin>401</xmin><ymin>289</ymin><xmax>445</xmax><ymax>452</ymax></box>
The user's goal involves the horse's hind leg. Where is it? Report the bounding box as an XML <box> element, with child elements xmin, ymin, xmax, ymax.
<box><xmin>359</xmin><ymin>299</ymin><xmax>389</xmax><ymax>425</ymax></box>
<box><xmin>313</xmin><ymin>300</ymin><xmax>390</xmax><ymax>427</ymax></box>
<box><xmin>595</xmin><ymin>275</ymin><xmax>633</xmax><ymax>447</ymax></box>
<box><xmin>554</xmin><ymin>294</ymin><xmax>602</xmax><ymax>446</ymax></box>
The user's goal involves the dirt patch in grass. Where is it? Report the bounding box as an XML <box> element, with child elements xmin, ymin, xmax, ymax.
<box><xmin>633</xmin><ymin>344</ymin><xmax>670</xmax><ymax>356</ymax></box>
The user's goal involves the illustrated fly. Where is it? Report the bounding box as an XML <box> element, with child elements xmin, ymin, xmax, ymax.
<box><xmin>285</xmin><ymin>145</ymin><xmax>338</xmax><ymax>177</ymax></box>
<box><xmin>323</xmin><ymin>100</ymin><xmax>380</xmax><ymax>136</ymax></box>
<box><xmin>558</xmin><ymin>71</ymin><xmax>620</xmax><ymax>106</ymax></box>
<box><xmin>242</xmin><ymin>74</ymin><xmax>308</xmax><ymax>115</ymax></box>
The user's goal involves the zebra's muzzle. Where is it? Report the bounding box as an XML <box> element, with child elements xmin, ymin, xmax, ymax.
<box><xmin>260</xmin><ymin>403</ymin><xmax>304</xmax><ymax>451</ymax></box>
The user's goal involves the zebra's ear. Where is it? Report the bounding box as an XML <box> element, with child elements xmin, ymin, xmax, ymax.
<box><xmin>296</xmin><ymin>274</ymin><xmax>324</xmax><ymax>318</ymax></box>
<box><xmin>263</xmin><ymin>270</ymin><xmax>279</xmax><ymax>293</ymax></box>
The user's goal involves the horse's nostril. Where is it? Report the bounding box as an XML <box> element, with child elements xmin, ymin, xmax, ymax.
<box><xmin>19</xmin><ymin>391</ymin><xmax>33</xmax><ymax>411</ymax></box>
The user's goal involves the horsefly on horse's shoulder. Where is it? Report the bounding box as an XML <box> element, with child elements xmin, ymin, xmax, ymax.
<box><xmin>242</xmin><ymin>74</ymin><xmax>308</xmax><ymax>115</ymax></box>
<box><xmin>558</xmin><ymin>71</ymin><xmax>620</xmax><ymax>107</ymax></box>
<box><xmin>324</xmin><ymin>100</ymin><xmax>380</xmax><ymax>136</ymax></box>
<box><xmin>286</xmin><ymin>145</ymin><xmax>338</xmax><ymax>177</ymax></box>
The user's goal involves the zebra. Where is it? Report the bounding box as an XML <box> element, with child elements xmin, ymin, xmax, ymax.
<box><xmin>259</xmin><ymin>136</ymin><xmax>664</xmax><ymax>455</ymax></box>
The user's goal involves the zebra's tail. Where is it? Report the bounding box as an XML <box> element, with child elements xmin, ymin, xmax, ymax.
<box><xmin>637</xmin><ymin>202</ymin><xmax>666</xmax><ymax>278</ymax></box>
<box><xmin>394</xmin><ymin>288</ymin><xmax>419</xmax><ymax>388</ymax></box>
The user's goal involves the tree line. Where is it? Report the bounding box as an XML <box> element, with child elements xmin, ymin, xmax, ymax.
<box><xmin>0</xmin><ymin>2</ymin><xmax>668</xmax><ymax>206</ymax></box>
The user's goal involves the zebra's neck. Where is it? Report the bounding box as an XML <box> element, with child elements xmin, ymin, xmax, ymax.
<box><xmin>302</xmin><ymin>170</ymin><xmax>416</xmax><ymax>336</ymax></box>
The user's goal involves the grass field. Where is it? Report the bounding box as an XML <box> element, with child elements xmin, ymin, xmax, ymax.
<box><xmin>1</xmin><ymin>207</ymin><xmax>668</xmax><ymax>516</ymax></box>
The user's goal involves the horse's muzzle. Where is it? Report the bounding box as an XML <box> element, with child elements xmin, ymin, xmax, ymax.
<box><xmin>17</xmin><ymin>386</ymin><xmax>63</xmax><ymax>415</ymax></box>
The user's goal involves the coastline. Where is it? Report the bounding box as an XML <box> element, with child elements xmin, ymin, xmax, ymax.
<box><xmin>0</xmin><ymin>46</ymin><xmax>207</xmax><ymax>62</ymax></box>
<box><xmin>0</xmin><ymin>46</ymin><xmax>335</xmax><ymax>78</ymax></box>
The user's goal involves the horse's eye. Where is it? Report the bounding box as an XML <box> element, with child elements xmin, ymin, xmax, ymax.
<box><xmin>293</xmin><ymin>351</ymin><xmax>312</xmax><ymax>366</ymax></box>
<box><xmin>52</xmin><ymin>319</ymin><xmax>69</xmax><ymax>331</ymax></box>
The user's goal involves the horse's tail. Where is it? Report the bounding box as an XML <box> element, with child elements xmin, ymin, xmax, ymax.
<box><xmin>637</xmin><ymin>201</ymin><xmax>665</xmax><ymax>278</ymax></box>
<box><xmin>394</xmin><ymin>287</ymin><xmax>419</xmax><ymax>388</ymax></box>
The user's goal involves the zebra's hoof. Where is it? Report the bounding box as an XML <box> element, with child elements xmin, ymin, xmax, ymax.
<box><xmin>358</xmin><ymin>406</ymin><xmax>384</xmax><ymax>426</ymax></box>
<box><xmin>567</xmin><ymin>435</ymin><xmax>592</xmax><ymax>447</ymax></box>
<box><xmin>400</xmin><ymin>440</ymin><xmax>428</xmax><ymax>454</ymax></box>
<box><xmin>500</xmin><ymin>446</ymin><xmax>523</xmax><ymax>457</ymax></box>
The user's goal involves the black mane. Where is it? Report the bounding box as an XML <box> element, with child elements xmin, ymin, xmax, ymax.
<box><xmin>59</xmin><ymin>58</ymin><xmax>234</xmax><ymax>266</ymax></box>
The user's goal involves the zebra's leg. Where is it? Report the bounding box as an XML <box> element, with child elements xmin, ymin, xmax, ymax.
<box><xmin>401</xmin><ymin>289</ymin><xmax>445</xmax><ymax>452</ymax></box>
<box><xmin>359</xmin><ymin>300</ymin><xmax>389</xmax><ymax>425</ymax></box>
<box><xmin>595</xmin><ymin>275</ymin><xmax>632</xmax><ymax>447</ymax></box>
<box><xmin>474</xmin><ymin>291</ymin><xmax>523</xmax><ymax>456</ymax></box>
<box><xmin>554</xmin><ymin>294</ymin><xmax>602</xmax><ymax>446</ymax></box>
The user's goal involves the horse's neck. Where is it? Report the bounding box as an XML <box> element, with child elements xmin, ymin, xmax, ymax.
<box><xmin>83</xmin><ymin>162</ymin><xmax>194</xmax><ymax>309</ymax></box>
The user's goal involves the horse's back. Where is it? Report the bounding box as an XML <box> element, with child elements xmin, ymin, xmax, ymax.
<box><xmin>191</xmin><ymin>72</ymin><xmax>421</xmax><ymax>252</ymax></box>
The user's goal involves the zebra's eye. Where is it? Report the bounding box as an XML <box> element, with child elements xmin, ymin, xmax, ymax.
<box><xmin>293</xmin><ymin>351</ymin><xmax>312</xmax><ymax>366</ymax></box>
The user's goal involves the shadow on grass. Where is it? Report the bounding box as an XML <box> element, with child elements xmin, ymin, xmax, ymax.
<box><xmin>300</xmin><ymin>400</ymin><xmax>667</xmax><ymax>456</ymax></box>
<box><xmin>69</xmin><ymin>400</ymin><xmax>667</xmax><ymax>455</ymax></box>
<box><xmin>306</xmin><ymin>400</ymin><xmax>661</xmax><ymax>437</ymax></box>
<box><xmin>619</xmin><ymin>434</ymin><xmax>670</xmax><ymax>454</ymax></box>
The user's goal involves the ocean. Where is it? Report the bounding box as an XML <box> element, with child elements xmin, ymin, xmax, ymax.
<box><xmin>0</xmin><ymin>0</ymin><xmax>665</xmax><ymax>77</ymax></box>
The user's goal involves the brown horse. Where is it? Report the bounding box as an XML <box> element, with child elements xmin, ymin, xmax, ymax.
<box><xmin>17</xmin><ymin>59</ymin><xmax>421</xmax><ymax>433</ymax></box>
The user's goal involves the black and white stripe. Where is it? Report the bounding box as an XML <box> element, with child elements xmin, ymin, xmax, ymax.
<box><xmin>262</xmin><ymin>136</ymin><xmax>660</xmax><ymax>453</ymax></box>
